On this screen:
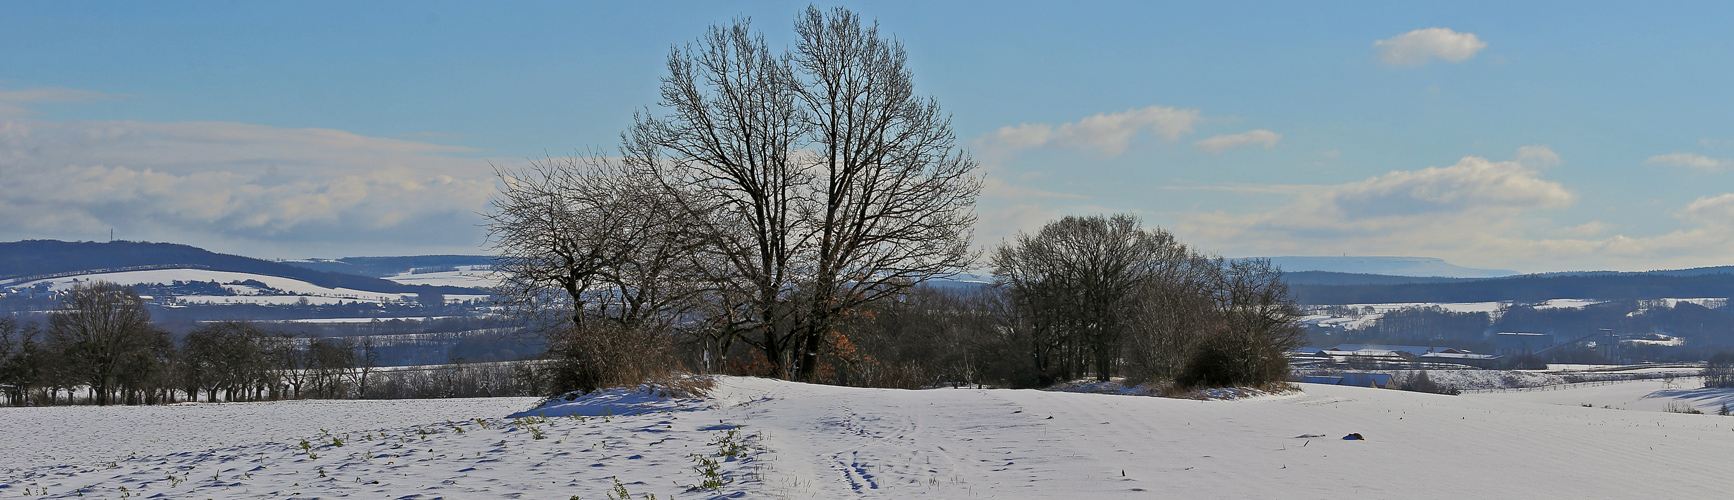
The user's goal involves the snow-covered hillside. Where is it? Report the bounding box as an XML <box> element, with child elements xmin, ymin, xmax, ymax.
<box><xmin>1</xmin><ymin>268</ymin><xmax>488</xmax><ymax>306</ymax></box>
<box><xmin>6</xmin><ymin>377</ymin><xmax>1734</xmax><ymax>498</ymax></box>
<box><xmin>1300</xmin><ymin>298</ymin><xmax>1726</xmax><ymax>331</ymax></box>
<box><xmin>379</xmin><ymin>265</ymin><xmax>501</xmax><ymax>289</ymax></box>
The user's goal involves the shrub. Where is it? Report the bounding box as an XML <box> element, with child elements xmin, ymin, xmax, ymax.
<box><xmin>1395</xmin><ymin>371</ymin><xmax>1460</xmax><ymax>395</ymax></box>
<box><xmin>547</xmin><ymin>322</ymin><xmax>677</xmax><ymax>394</ymax></box>
<box><xmin>1175</xmin><ymin>332</ymin><xmax>1290</xmax><ymax>389</ymax></box>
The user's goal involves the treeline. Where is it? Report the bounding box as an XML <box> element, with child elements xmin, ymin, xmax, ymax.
<box><xmin>815</xmin><ymin>215</ymin><xmax>1302</xmax><ymax>389</ymax></box>
<box><xmin>511</xmin><ymin>211</ymin><xmax>1304</xmax><ymax>393</ymax></box>
<box><xmin>1293</xmin><ymin>273</ymin><xmax>1734</xmax><ymax>305</ymax></box>
<box><xmin>0</xmin><ymin>282</ymin><xmax>551</xmax><ymax>406</ymax></box>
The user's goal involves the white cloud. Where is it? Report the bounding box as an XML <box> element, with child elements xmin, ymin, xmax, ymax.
<box><xmin>1375</xmin><ymin>28</ymin><xmax>1487</xmax><ymax>67</ymax></box>
<box><xmin>0</xmin><ymin>86</ymin><xmax>122</xmax><ymax>117</ymax></box>
<box><xmin>1194</xmin><ymin>129</ymin><xmax>1281</xmax><ymax>154</ymax></box>
<box><xmin>1646</xmin><ymin>152</ymin><xmax>1731</xmax><ymax>171</ymax></box>
<box><xmin>1683</xmin><ymin>194</ymin><xmax>1734</xmax><ymax>226</ymax></box>
<box><xmin>1167</xmin><ymin>147</ymin><xmax>1734</xmax><ymax>271</ymax></box>
<box><xmin>1516</xmin><ymin>145</ymin><xmax>1561</xmax><ymax>168</ymax></box>
<box><xmin>1171</xmin><ymin>149</ymin><xmax>1582</xmax><ymax>269</ymax></box>
<box><xmin>1321</xmin><ymin>155</ymin><xmax>1573</xmax><ymax>218</ymax></box>
<box><xmin>977</xmin><ymin>105</ymin><xmax>1202</xmax><ymax>158</ymax></box>
<box><xmin>0</xmin><ymin>117</ymin><xmax>502</xmax><ymax>255</ymax></box>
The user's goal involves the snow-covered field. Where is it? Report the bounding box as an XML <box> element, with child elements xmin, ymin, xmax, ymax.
<box><xmin>1</xmin><ymin>268</ymin><xmax>489</xmax><ymax>306</ymax></box>
<box><xmin>381</xmin><ymin>266</ymin><xmax>501</xmax><ymax>289</ymax></box>
<box><xmin>6</xmin><ymin>377</ymin><xmax>1734</xmax><ymax>498</ymax></box>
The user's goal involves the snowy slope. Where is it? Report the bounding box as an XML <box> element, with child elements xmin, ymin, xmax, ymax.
<box><xmin>380</xmin><ymin>265</ymin><xmax>501</xmax><ymax>289</ymax></box>
<box><xmin>3</xmin><ymin>269</ymin><xmax>488</xmax><ymax>305</ymax></box>
<box><xmin>0</xmin><ymin>398</ymin><xmax>539</xmax><ymax>470</ymax></box>
<box><xmin>6</xmin><ymin>377</ymin><xmax>1734</xmax><ymax>498</ymax></box>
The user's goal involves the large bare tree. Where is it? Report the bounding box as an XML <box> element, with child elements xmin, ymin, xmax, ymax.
<box><xmin>786</xmin><ymin>6</ymin><xmax>981</xmax><ymax>380</ymax></box>
<box><xmin>629</xmin><ymin>16</ymin><xmax>811</xmax><ymax>378</ymax></box>
<box><xmin>631</xmin><ymin>7</ymin><xmax>979</xmax><ymax>379</ymax></box>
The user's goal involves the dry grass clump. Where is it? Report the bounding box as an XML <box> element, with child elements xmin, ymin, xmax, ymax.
<box><xmin>645</xmin><ymin>374</ymin><xmax>716</xmax><ymax>399</ymax></box>
<box><xmin>1162</xmin><ymin>381</ymin><xmax>1299</xmax><ymax>401</ymax></box>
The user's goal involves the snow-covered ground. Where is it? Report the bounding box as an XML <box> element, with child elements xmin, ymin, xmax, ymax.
<box><xmin>1476</xmin><ymin>376</ymin><xmax>1734</xmax><ymax>413</ymax></box>
<box><xmin>7</xmin><ymin>377</ymin><xmax>1734</xmax><ymax>498</ymax></box>
<box><xmin>0</xmin><ymin>397</ymin><xmax>540</xmax><ymax>470</ymax></box>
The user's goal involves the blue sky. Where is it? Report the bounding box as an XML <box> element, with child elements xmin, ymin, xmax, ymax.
<box><xmin>2</xmin><ymin>1</ymin><xmax>1732</xmax><ymax>272</ymax></box>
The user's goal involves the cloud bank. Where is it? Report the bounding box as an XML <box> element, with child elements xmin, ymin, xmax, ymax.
<box><xmin>0</xmin><ymin>115</ymin><xmax>501</xmax><ymax>257</ymax></box>
<box><xmin>0</xmin><ymin>86</ymin><xmax>122</xmax><ymax>117</ymax></box>
<box><xmin>1166</xmin><ymin>145</ymin><xmax>1734</xmax><ymax>271</ymax></box>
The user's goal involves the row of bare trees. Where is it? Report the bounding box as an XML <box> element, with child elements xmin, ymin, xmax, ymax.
<box><xmin>819</xmin><ymin>215</ymin><xmax>1303</xmax><ymax>389</ymax></box>
<box><xmin>0</xmin><ymin>282</ymin><xmax>383</xmax><ymax>406</ymax></box>
<box><xmin>487</xmin><ymin>6</ymin><xmax>980</xmax><ymax>389</ymax></box>
<box><xmin>991</xmin><ymin>214</ymin><xmax>1303</xmax><ymax>387</ymax></box>
<box><xmin>488</xmin><ymin>6</ymin><xmax>1306</xmax><ymax>393</ymax></box>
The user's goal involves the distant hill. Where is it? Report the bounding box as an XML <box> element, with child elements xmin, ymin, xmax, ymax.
<box><xmin>1280</xmin><ymin>271</ymin><xmax>1478</xmax><ymax>286</ymax></box>
<box><xmin>0</xmin><ymin>240</ymin><xmax>488</xmax><ymax>295</ymax></box>
<box><xmin>1254</xmin><ymin>256</ymin><xmax>1516</xmax><ymax>278</ymax></box>
<box><xmin>282</xmin><ymin>255</ymin><xmax>495</xmax><ymax>278</ymax></box>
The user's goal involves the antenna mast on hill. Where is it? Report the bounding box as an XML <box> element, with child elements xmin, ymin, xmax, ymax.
<box><xmin>109</xmin><ymin>228</ymin><xmax>114</xmax><ymax>242</ymax></box>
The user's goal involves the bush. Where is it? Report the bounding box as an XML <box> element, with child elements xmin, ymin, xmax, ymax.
<box><xmin>547</xmin><ymin>322</ymin><xmax>677</xmax><ymax>395</ymax></box>
<box><xmin>1175</xmin><ymin>332</ymin><xmax>1290</xmax><ymax>389</ymax></box>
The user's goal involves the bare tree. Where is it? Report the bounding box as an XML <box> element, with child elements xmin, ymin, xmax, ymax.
<box><xmin>183</xmin><ymin>321</ymin><xmax>266</xmax><ymax>402</ymax></box>
<box><xmin>631</xmin><ymin>8</ymin><xmax>979</xmax><ymax>380</ymax></box>
<box><xmin>631</xmin><ymin>16</ymin><xmax>811</xmax><ymax>377</ymax></box>
<box><xmin>1123</xmin><ymin>261</ymin><xmax>1219</xmax><ymax>384</ymax></box>
<box><xmin>992</xmin><ymin>214</ymin><xmax>1194</xmax><ymax>382</ymax></box>
<box><xmin>47</xmin><ymin>282</ymin><xmax>155</xmax><ymax>405</ymax></box>
<box><xmin>786</xmin><ymin>6</ymin><xmax>981</xmax><ymax>381</ymax></box>
<box><xmin>267</xmin><ymin>332</ymin><xmax>309</xmax><ymax>399</ymax></box>
<box><xmin>0</xmin><ymin>317</ymin><xmax>32</xmax><ymax>406</ymax></box>
<box><xmin>488</xmin><ymin>152</ymin><xmax>706</xmax><ymax>330</ymax></box>
<box><xmin>347</xmin><ymin>338</ymin><xmax>381</xmax><ymax>398</ymax></box>
<box><xmin>1176</xmin><ymin>258</ymin><xmax>1304</xmax><ymax>388</ymax></box>
<box><xmin>307</xmin><ymin>338</ymin><xmax>357</xmax><ymax>398</ymax></box>
<box><xmin>1704</xmin><ymin>352</ymin><xmax>1734</xmax><ymax>388</ymax></box>
<box><xmin>487</xmin><ymin>151</ymin><xmax>707</xmax><ymax>392</ymax></box>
